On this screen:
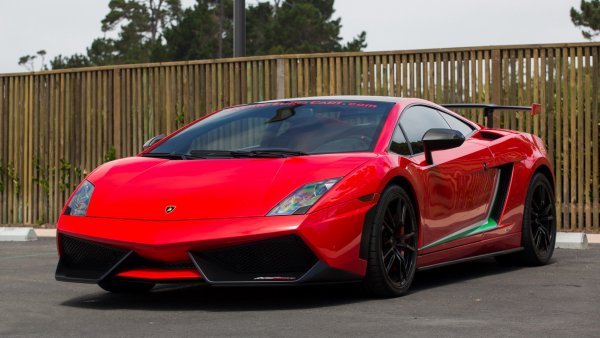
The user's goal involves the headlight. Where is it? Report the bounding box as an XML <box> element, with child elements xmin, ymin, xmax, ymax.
<box><xmin>267</xmin><ymin>178</ymin><xmax>341</xmax><ymax>216</ymax></box>
<box><xmin>64</xmin><ymin>180</ymin><xmax>95</xmax><ymax>216</ymax></box>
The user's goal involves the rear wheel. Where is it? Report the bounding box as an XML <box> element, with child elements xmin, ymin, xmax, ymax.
<box><xmin>98</xmin><ymin>280</ymin><xmax>155</xmax><ymax>294</ymax></box>
<box><xmin>496</xmin><ymin>173</ymin><xmax>556</xmax><ymax>265</ymax></box>
<box><xmin>521</xmin><ymin>173</ymin><xmax>556</xmax><ymax>265</ymax></box>
<box><xmin>364</xmin><ymin>185</ymin><xmax>418</xmax><ymax>297</ymax></box>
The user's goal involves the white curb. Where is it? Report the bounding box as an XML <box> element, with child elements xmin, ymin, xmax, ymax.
<box><xmin>586</xmin><ymin>234</ymin><xmax>600</xmax><ymax>244</ymax></box>
<box><xmin>35</xmin><ymin>229</ymin><xmax>57</xmax><ymax>238</ymax></box>
<box><xmin>555</xmin><ymin>232</ymin><xmax>588</xmax><ymax>250</ymax></box>
<box><xmin>0</xmin><ymin>227</ymin><xmax>38</xmax><ymax>241</ymax></box>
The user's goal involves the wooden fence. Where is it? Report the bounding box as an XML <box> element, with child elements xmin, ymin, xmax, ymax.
<box><xmin>0</xmin><ymin>42</ymin><xmax>598</xmax><ymax>231</ymax></box>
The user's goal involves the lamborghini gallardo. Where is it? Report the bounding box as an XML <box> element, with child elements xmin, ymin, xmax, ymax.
<box><xmin>56</xmin><ymin>96</ymin><xmax>555</xmax><ymax>297</ymax></box>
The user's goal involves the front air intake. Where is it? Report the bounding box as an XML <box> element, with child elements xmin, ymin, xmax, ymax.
<box><xmin>190</xmin><ymin>235</ymin><xmax>318</xmax><ymax>283</ymax></box>
<box><xmin>56</xmin><ymin>235</ymin><xmax>130</xmax><ymax>282</ymax></box>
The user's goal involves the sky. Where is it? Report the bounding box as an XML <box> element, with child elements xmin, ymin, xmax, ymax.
<box><xmin>0</xmin><ymin>0</ymin><xmax>589</xmax><ymax>74</ymax></box>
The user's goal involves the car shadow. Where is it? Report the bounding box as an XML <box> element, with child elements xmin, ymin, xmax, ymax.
<box><xmin>412</xmin><ymin>257</ymin><xmax>530</xmax><ymax>292</ymax></box>
<box><xmin>60</xmin><ymin>282</ymin><xmax>369</xmax><ymax>311</ymax></box>
<box><xmin>60</xmin><ymin>257</ymin><xmax>547</xmax><ymax>312</ymax></box>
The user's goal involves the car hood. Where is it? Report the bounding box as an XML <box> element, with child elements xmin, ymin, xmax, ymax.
<box><xmin>84</xmin><ymin>153</ymin><xmax>376</xmax><ymax>220</ymax></box>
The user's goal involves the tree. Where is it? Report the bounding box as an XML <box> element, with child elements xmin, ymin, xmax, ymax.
<box><xmin>22</xmin><ymin>0</ymin><xmax>367</xmax><ymax>70</ymax></box>
<box><xmin>166</xmin><ymin>0</ymin><xmax>367</xmax><ymax>60</ymax></box>
<box><xmin>571</xmin><ymin>0</ymin><xmax>600</xmax><ymax>40</ymax></box>
<box><xmin>88</xmin><ymin>0</ymin><xmax>183</xmax><ymax>65</ymax></box>
<box><xmin>18</xmin><ymin>55</ymin><xmax>37</xmax><ymax>71</ymax></box>
<box><xmin>258</xmin><ymin>0</ymin><xmax>367</xmax><ymax>55</ymax></box>
<box><xmin>17</xmin><ymin>50</ymin><xmax>48</xmax><ymax>71</ymax></box>
<box><xmin>50</xmin><ymin>54</ymin><xmax>93</xmax><ymax>70</ymax></box>
<box><xmin>164</xmin><ymin>0</ymin><xmax>233</xmax><ymax>61</ymax></box>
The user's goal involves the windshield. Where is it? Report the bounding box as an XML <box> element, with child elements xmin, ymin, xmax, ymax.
<box><xmin>148</xmin><ymin>100</ymin><xmax>394</xmax><ymax>157</ymax></box>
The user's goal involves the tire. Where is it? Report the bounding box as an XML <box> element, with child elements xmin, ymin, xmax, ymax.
<box><xmin>496</xmin><ymin>173</ymin><xmax>556</xmax><ymax>266</ymax></box>
<box><xmin>98</xmin><ymin>279</ymin><xmax>155</xmax><ymax>294</ymax></box>
<box><xmin>364</xmin><ymin>185</ymin><xmax>418</xmax><ymax>297</ymax></box>
<box><xmin>520</xmin><ymin>173</ymin><xmax>556</xmax><ymax>265</ymax></box>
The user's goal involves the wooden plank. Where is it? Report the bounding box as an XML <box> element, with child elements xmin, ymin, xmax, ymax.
<box><xmin>410</xmin><ymin>54</ymin><xmax>416</xmax><ymax>98</ymax></box>
<box><xmin>576</xmin><ymin>47</ymin><xmax>584</xmax><ymax>230</ymax></box>
<box><xmin>546</xmin><ymin>49</ymin><xmax>554</xmax><ymax>163</ymax></box>
<box><xmin>470</xmin><ymin>51</ymin><xmax>477</xmax><ymax>120</ymax></box>
<box><xmin>524</xmin><ymin>49</ymin><xmax>532</xmax><ymax>133</ymax></box>
<box><xmin>316</xmin><ymin>58</ymin><xmax>322</xmax><ymax>96</ymax></box>
<box><xmin>406</xmin><ymin>54</ymin><xmax>411</xmax><ymax>98</ymax></box>
<box><xmin>533</xmin><ymin>49</ymin><xmax>540</xmax><ymax>136</ymax></box>
<box><xmin>562</xmin><ymin>48</ymin><xmax>570</xmax><ymax>229</ymax></box>
<box><xmin>388</xmin><ymin>55</ymin><xmax>395</xmax><ymax>97</ymax></box>
<box><xmin>553</xmin><ymin>48</ymin><xmax>562</xmax><ymax>229</ymax></box>
<box><xmin>569</xmin><ymin>47</ymin><xmax>577</xmax><ymax>230</ymax></box>
<box><xmin>592</xmin><ymin>47</ymin><xmax>599</xmax><ymax>231</ymax></box>
<box><xmin>361</xmin><ymin>56</ymin><xmax>368</xmax><ymax>95</ymax></box>
<box><xmin>348</xmin><ymin>57</ymin><xmax>355</xmax><ymax>95</ymax></box>
<box><xmin>335</xmin><ymin>57</ymin><xmax>342</xmax><ymax>95</ymax></box>
<box><xmin>449</xmin><ymin>52</ymin><xmax>455</xmax><ymax>102</ymax></box>
<box><xmin>583</xmin><ymin>47</ymin><xmax>592</xmax><ymax>231</ymax></box>
<box><xmin>456</xmin><ymin>52</ymin><xmax>463</xmax><ymax>104</ymax></box>
<box><xmin>329</xmin><ymin>57</ymin><xmax>336</xmax><ymax>96</ymax></box>
<box><xmin>416</xmin><ymin>53</ymin><xmax>422</xmax><ymax>98</ymax></box>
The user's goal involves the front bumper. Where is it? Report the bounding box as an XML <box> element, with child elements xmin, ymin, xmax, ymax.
<box><xmin>56</xmin><ymin>198</ymin><xmax>374</xmax><ymax>285</ymax></box>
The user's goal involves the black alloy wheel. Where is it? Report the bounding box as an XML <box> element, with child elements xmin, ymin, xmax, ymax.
<box><xmin>364</xmin><ymin>185</ymin><xmax>418</xmax><ymax>297</ymax></box>
<box><xmin>497</xmin><ymin>173</ymin><xmax>556</xmax><ymax>266</ymax></box>
<box><xmin>521</xmin><ymin>173</ymin><xmax>556</xmax><ymax>265</ymax></box>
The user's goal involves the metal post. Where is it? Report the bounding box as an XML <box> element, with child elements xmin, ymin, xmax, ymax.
<box><xmin>234</xmin><ymin>0</ymin><xmax>246</xmax><ymax>57</ymax></box>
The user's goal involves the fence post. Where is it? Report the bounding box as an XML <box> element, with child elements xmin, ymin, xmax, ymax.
<box><xmin>113</xmin><ymin>69</ymin><xmax>121</xmax><ymax>158</ymax></box>
<box><xmin>491</xmin><ymin>49</ymin><xmax>502</xmax><ymax>127</ymax></box>
<box><xmin>276</xmin><ymin>58</ymin><xmax>285</xmax><ymax>99</ymax></box>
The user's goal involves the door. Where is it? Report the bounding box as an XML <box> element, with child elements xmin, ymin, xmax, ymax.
<box><xmin>398</xmin><ymin>106</ymin><xmax>497</xmax><ymax>252</ymax></box>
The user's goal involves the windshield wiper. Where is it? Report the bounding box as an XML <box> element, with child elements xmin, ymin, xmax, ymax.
<box><xmin>233</xmin><ymin>149</ymin><xmax>308</xmax><ymax>158</ymax></box>
<box><xmin>142</xmin><ymin>152</ymin><xmax>206</xmax><ymax>160</ymax></box>
<box><xmin>190</xmin><ymin>149</ymin><xmax>308</xmax><ymax>158</ymax></box>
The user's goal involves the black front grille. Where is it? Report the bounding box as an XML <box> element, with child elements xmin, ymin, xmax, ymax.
<box><xmin>136</xmin><ymin>257</ymin><xmax>195</xmax><ymax>270</ymax></box>
<box><xmin>191</xmin><ymin>235</ymin><xmax>318</xmax><ymax>282</ymax></box>
<box><xmin>59</xmin><ymin>235</ymin><xmax>128</xmax><ymax>275</ymax></box>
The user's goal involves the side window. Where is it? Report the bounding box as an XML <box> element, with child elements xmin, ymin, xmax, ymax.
<box><xmin>399</xmin><ymin>106</ymin><xmax>450</xmax><ymax>154</ymax></box>
<box><xmin>389</xmin><ymin>125</ymin><xmax>411</xmax><ymax>155</ymax></box>
<box><xmin>440</xmin><ymin>112</ymin><xmax>475</xmax><ymax>137</ymax></box>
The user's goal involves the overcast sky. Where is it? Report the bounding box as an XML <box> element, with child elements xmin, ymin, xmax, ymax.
<box><xmin>0</xmin><ymin>0</ymin><xmax>588</xmax><ymax>73</ymax></box>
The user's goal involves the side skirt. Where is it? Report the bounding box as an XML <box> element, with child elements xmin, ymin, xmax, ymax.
<box><xmin>417</xmin><ymin>247</ymin><xmax>523</xmax><ymax>271</ymax></box>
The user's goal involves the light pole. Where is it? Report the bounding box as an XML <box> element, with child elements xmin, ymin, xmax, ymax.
<box><xmin>234</xmin><ymin>0</ymin><xmax>246</xmax><ymax>57</ymax></box>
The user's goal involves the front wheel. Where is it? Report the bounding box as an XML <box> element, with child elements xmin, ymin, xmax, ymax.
<box><xmin>364</xmin><ymin>185</ymin><xmax>418</xmax><ymax>297</ymax></box>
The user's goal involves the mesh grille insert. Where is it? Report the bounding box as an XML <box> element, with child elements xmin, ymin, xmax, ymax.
<box><xmin>60</xmin><ymin>235</ymin><xmax>128</xmax><ymax>273</ymax></box>
<box><xmin>192</xmin><ymin>235</ymin><xmax>318</xmax><ymax>282</ymax></box>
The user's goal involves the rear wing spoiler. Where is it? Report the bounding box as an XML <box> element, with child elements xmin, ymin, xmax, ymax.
<box><xmin>441</xmin><ymin>103</ymin><xmax>542</xmax><ymax>128</ymax></box>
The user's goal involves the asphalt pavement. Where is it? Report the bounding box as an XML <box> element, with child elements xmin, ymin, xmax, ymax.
<box><xmin>1</xmin><ymin>239</ymin><xmax>599</xmax><ymax>337</ymax></box>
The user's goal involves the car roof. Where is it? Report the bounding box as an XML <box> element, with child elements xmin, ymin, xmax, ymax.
<box><xmin>262</xmin><ymin>95</ymin><xmax>406</xmax><ymax>104</ymax></box>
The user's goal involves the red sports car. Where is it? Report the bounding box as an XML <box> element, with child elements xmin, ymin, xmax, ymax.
<box><xmin>55</xmin><ymin>96</ymin><xmax>556</xmax><ymax>297</ymax></box>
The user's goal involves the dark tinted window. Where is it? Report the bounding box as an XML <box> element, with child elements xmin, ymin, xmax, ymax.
<box><xmin>399</xmin><ymin>106</ymin><xmax>450</xmax><ymax>154</ymax></box>
<box><xmin>389</xmin><ymin>125</ymin><xmax>411</xmax><ymax>155</ymax></box>
<box><xmin>440</xmin><ymin>112</ymin><xmax>475</xmax><ymax>137</ymax></box>
<box><xmin>150</xmin><ymin>101</ymin><xmax>394</xmax><ymax>156</ymax></box>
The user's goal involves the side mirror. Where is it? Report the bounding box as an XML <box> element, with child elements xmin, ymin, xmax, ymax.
<box><xmin>422</xmin><ymin>128</ymin><xmax>465</xmax><ymax>164</ymax></box>
<box><xmin>142</xmin><ymin>134</ymin><xmax>166</xmax><ymax>150</ymax></box>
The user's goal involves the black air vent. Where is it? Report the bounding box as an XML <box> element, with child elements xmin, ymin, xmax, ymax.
<box><xmin>480</xmin><ymin>131</ymin><xmax>504</xmax><ymax>140</ymax></box>
<box><xmin>191</xmin><ymin>235</ymin><xmax>318</xmax><ymax>282</ymax></box>
<box><xmin>56</xmin><ymin>235</ymin><xmax>130</xmax><ymax>282</ymax></box>
<box><xmin>490</xmin><ymin>164</ymin><xmax>514</xmax><ymax>222</ymax></box>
